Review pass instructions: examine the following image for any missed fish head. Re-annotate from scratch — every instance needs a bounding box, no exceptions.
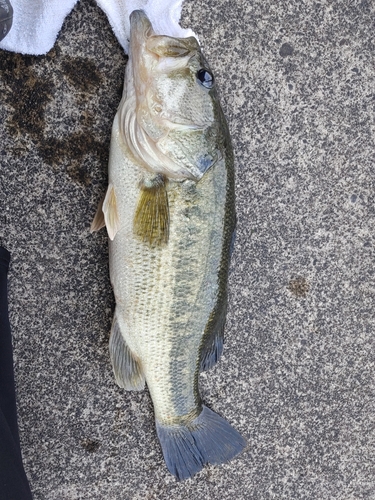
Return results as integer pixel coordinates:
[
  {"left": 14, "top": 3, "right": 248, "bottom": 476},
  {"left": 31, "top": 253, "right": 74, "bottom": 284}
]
[{"left": 120, "top": 10, "right": 230, "bottom": 181}]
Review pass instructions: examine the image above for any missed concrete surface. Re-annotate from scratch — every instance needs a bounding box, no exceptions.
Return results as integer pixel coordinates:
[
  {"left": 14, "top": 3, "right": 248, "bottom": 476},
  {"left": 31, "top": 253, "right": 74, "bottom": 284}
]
[{"left": 1, "top": 0, "right": 374, "bottom": 498}]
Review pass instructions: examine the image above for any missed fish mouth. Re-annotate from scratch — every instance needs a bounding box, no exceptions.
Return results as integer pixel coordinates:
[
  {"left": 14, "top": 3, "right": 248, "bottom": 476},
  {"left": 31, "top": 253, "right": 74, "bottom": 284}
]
[
  {"left": 129, "top": 10, "right": 154, "bottom": 52},
  {"left": 129, "top": 10, "right": 198, "bottom": 59},
  {"left": 128, "top": 10, "right": 156, "bottom": 86}
]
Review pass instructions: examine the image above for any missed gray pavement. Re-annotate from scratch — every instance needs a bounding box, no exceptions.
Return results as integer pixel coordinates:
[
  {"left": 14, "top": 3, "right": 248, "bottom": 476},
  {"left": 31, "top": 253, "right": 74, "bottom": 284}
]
[{"left": 1, "top": 0, "right": 374, "bottom": 498}]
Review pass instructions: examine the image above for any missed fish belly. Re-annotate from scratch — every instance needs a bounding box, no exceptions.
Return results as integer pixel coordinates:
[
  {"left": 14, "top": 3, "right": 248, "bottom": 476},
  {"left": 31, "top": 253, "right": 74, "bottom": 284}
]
[{"left": 108, "top": 115, "right": 227, "bottom": 425}]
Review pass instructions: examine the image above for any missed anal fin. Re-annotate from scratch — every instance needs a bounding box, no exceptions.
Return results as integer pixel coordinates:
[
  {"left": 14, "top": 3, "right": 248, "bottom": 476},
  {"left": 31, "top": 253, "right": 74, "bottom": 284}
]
[{"left": 109, "top": 313, "right": 145, "bottom": 391}]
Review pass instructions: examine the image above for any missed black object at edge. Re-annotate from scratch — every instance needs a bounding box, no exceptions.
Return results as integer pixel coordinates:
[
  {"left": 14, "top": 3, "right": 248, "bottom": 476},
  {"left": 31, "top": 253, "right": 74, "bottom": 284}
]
[{"left": 0, "top": 247, "right": 33, "bottom": 500}]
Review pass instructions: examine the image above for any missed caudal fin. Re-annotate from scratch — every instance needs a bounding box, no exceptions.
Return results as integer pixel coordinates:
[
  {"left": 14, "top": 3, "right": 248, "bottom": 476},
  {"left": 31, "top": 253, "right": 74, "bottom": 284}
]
[{"left": 156, "top": 405, "right": 246, "bottom": 480}]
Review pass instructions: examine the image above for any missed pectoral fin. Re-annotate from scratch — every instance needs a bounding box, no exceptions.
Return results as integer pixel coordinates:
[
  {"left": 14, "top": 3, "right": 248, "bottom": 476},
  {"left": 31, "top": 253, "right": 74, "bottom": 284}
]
[
  {"left": 102, "top": 184, "right": 120, "bottom": 241},
  {"left": 133, "top": 174, "right": 169, "bottom": 246}
]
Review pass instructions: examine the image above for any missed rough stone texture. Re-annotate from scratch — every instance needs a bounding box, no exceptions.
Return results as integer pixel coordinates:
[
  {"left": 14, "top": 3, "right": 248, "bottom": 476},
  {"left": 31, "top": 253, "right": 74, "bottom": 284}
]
[{"left": 0, "top": 0, "right": 374, "bottom": 498}]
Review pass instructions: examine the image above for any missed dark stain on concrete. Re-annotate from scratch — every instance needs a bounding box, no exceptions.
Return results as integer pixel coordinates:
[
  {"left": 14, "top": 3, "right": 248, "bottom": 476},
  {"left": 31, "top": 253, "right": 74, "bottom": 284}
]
[
  {"left": 288, "top": 276, "right": 309, "bottom": 298},
  {"left": 61, "top": 56, "right": 102, "bottom": 92},
  {"left": 279, "top": 42, "right": 294, "bottom": 57},
  {"left": 81, "top": 438, "right": 101, "bottom": 453},
  {"left": 0, "top": 52, "right": 55, "bottom": 137},
  {"left": 37, "top": 132, "right": 108, "bottom": 186},
  {"left": 0, "top": 49, "right": 110, "bottom": 187}
]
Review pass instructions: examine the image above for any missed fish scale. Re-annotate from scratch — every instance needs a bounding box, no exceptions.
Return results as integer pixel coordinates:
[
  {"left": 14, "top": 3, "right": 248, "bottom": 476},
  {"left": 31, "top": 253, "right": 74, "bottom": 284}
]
[{"left": 110, "top": 146, "right": 226, "bottom": 422}]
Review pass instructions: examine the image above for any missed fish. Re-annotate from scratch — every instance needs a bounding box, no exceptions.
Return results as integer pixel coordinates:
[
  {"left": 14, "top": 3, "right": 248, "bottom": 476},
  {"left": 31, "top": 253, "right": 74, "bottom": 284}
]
[{"left": 91, "top": 9, "right": 246, "bottom": 480}]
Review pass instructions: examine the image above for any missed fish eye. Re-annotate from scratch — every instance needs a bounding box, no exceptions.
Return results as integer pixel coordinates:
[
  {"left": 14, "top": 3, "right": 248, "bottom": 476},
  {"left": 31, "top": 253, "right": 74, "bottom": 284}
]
[{"left": 196, "top": 68, "right": 214, "bottom": 89}]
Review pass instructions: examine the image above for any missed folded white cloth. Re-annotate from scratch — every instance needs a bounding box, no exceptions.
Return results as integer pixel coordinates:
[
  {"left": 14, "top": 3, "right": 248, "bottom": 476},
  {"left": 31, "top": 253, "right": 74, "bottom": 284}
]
[
  {"left": 0, "top": 0, "right": 195, "bottom": 55},
  {"left": 97, "top": 0, "right": 195, "bottom": 52}
]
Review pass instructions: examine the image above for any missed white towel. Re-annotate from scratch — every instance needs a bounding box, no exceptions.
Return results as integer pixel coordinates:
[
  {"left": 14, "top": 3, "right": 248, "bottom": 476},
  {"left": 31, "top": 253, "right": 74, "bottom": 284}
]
[
  {"left": 97, "top": 0, "right": 195, "bottom": 52},
  {"left": 0, "top": 0, "right": 195, "bottom": 55}
]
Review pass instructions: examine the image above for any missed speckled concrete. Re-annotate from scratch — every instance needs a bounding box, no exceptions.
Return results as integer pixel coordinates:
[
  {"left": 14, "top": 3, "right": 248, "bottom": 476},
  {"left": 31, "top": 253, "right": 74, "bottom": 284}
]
[{"left": 1, "top": 0, "right": 374, "bottom": 498}]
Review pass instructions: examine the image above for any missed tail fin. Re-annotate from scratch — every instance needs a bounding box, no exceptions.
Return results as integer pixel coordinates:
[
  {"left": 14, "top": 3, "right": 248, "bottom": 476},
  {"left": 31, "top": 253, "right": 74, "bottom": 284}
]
[{"left": 156, "top": 405, "right": 246, "bottom": 480}]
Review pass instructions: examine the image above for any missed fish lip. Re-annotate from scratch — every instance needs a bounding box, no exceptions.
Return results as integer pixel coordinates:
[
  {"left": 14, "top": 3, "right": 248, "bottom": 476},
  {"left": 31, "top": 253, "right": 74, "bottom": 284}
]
[{"left": 129, "top": 10, "right": 154, "bottom": 49}]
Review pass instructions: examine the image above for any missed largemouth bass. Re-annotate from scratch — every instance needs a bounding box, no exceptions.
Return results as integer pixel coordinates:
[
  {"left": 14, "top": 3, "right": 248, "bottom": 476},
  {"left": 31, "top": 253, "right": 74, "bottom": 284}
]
[{"left": 91, "top": 10, "right": 245, "bottom": 480}]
